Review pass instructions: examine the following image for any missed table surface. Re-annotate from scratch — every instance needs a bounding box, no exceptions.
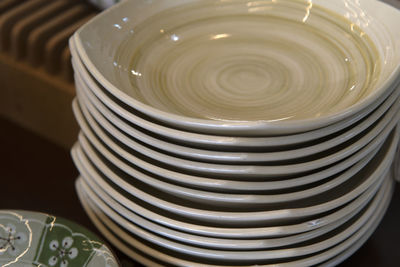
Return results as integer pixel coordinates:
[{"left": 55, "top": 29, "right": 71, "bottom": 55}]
[{"left": 1, "top": 117, "right": 400, "bottom": 267}]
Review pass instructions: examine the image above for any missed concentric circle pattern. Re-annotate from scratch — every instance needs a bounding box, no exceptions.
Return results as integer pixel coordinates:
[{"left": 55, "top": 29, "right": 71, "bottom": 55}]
[{"left": 114, "top": 0, "right": 380, "bottom": 122}]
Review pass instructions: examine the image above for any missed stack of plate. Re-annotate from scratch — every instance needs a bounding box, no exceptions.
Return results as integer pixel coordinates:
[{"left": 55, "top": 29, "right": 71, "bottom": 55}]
[{"left": 70, "top": 0, "right": 400, "bottom": 266}]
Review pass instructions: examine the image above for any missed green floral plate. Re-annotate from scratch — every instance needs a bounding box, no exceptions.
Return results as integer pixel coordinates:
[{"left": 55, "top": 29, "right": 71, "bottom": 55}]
[{"left": 0, "top": 210, "right": 119, "bottom": 267}]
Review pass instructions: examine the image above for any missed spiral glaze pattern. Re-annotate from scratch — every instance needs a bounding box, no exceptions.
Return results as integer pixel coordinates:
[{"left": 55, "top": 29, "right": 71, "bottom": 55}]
[{"left": 114, "top": 0, "right": 380, "bottom": 122}]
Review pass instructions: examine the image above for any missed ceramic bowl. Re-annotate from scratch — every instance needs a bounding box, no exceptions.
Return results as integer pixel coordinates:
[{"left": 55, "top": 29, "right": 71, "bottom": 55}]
[
  {"left": 72, "top": 146, "right": 389, "bottom": 250},
  {"left": 74, "top": 84, "right": 400, "bottom": 178},
  {"left": 75, "top": 175, "right": 394, "bottom": 266},
  {"left": 71, "top": 138, "right": 376, "bottom": 208},
  {"left": 73, "top": 96, "right": 396, "bottom": 192},
  {"left": 72, "top": 129, "right": 398, "bottom": 226},
  {"left": 73, "top": 90, "right": 399, "bottom": 182},
  {"left": 76, "top": 163, "right": 382, "bottom": 239},
  {"left": 73, "top": 64, "right": 400, "bottom": 164},
  {"left": 78, "top": 177, "right": 390, "bottom": 263},
  {"left": 73, "top": 136, "right": 390, "bottom": 238},
  {"left": 71, "top": 122, "right": 393, "bottom": 208},
  {"left": 72, "top": 45, "right": 400, "bottom": 177},
  {"left": 73, "top": 0, "right": 400, "bottom": 136},
  {"left": 76, "top": 165, "right": 372, "bottom": 251},
  {"left": 70, "top": 39, "right": 400, "bottom": 151}
]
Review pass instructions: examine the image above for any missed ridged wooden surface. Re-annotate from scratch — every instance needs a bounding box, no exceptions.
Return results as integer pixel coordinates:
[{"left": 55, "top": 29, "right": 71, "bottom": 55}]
[{"left": 0, "top": 0, "right": 97, "bottom": 148}]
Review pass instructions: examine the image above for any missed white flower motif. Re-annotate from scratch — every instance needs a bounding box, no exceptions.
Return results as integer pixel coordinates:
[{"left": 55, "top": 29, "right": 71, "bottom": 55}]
[
  {"left": 49, "top": 255, "right": 58, "bottom": 266},
  {"left": 48, "top": 236, "right": 79, "bottom": 267},
  {"left": 50, "top": 240, "right": 59, "bottom": 251},
  {"left": 0, "top": 223, "right": 27, "bottom": 256},
  {"left": 60, "top": 259, "right": 69, "bottom": 267}
]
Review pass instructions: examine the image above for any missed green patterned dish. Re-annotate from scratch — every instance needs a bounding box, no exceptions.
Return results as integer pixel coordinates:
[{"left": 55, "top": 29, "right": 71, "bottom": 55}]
[{"left": 0, "top": 210, "right": 119, "bottom": 267}]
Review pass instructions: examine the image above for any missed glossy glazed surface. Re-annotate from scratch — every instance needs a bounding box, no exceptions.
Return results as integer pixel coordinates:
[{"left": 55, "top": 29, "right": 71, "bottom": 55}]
[
  {"left": 77, "top": 178, "right": 390, "bottom": 262},
  {"left": 72, "top": 129, "right": 398, "bottom": 225},
  {"left": 2, "top": 117, "right": 400, "bottom": 267},
  {"left": 72, "top": 96, "right": 396, "bottom": 192},
  {"left": 0, "top": 210, "right": 119, "bottom": 267},
  {"left": 75, "top": 176, "right": 394, "bottom": 266},
  {"left": 70, "top": 113, "right": 396, "bottom": 207},
  {"left": 75, "top": 0, "right": 400, "bottom": 135},
  {"left": 73, "top": 62, "right": 400, "bottom": 163},
  {"left": 70, "top": 42, "right": 399, "bottom": 149},
  {"left": 73, "top": 88, "right": 400, "bottom": 179},
  {"left": 119, "top": 0, "right": 379, "bottom": 122}
]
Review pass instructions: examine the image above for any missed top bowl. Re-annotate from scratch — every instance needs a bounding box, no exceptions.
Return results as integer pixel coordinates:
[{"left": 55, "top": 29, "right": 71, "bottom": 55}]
[{"left": 75, "top": 0, "right": 400, "bottom": 136}]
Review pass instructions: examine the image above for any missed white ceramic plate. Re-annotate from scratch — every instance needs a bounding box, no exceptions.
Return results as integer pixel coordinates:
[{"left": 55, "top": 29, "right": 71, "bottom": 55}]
[
  {"left": 71, "top": 148, "right": 382, "bottom": 250},
  {"left": 73, "top": 93, "right": 399, "bottom": 199},
  {"left": 73, "top": 144, "right": 386, "bottom": 239},
  {"left": 79, "top": 176, "right": 388, "bottom": 260},
  {"left": 71, "top": 136, "right": 378, "bottom": 207},
  {"left": 72, "top": 113, "right": 395, "bottom": 208},
  {"left": 75, "top": 176, "right": 394, "bottom": 266},
  {"left": 74, "top": 86, "right": 400, "bottom": 178},
  {"left": 73, "top": 97, "right": 394, "bottom": 193},
  {"left": 73, "top": 67, "right": 400, "bottom": 164},
  {"left": 73, "top": 129, "right": 397, "bottom": 225},
  {"left": 70, "top": 38, "right": 400, "bottom": 149},
  {"left": 77, "top": 180, "right": 163, "bottom": 267},
  {"left": 74, "top": 0, "right": 400, "bottom": 135}
]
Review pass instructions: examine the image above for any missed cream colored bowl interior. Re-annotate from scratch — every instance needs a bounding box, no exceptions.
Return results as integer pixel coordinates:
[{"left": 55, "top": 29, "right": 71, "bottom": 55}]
[{"left": 76, "top": 0, "right": 400, "bottom": 135}]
